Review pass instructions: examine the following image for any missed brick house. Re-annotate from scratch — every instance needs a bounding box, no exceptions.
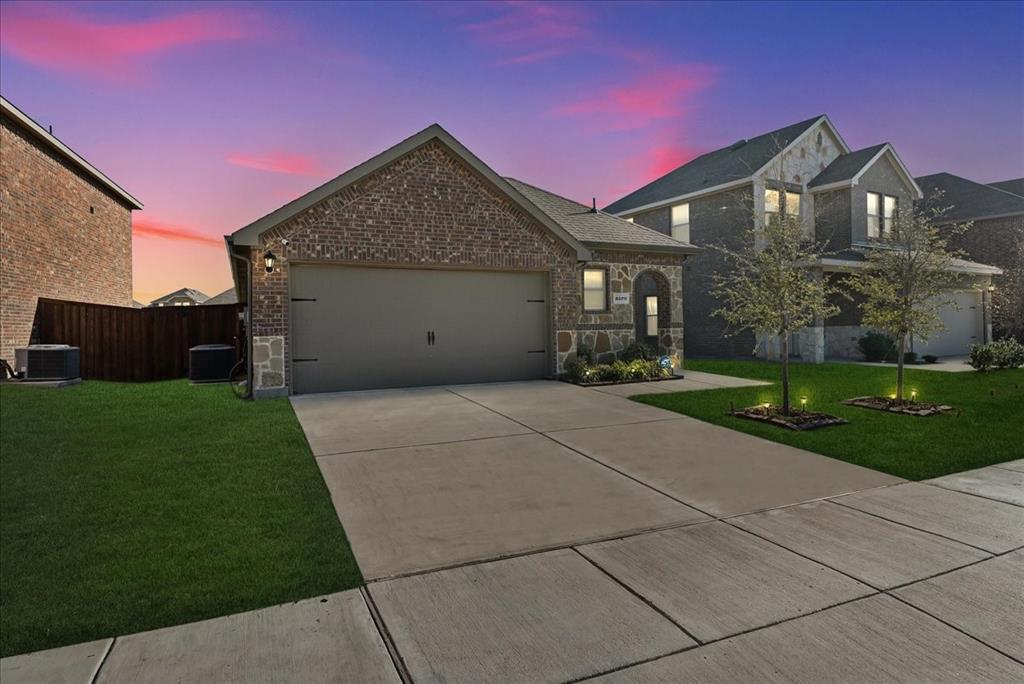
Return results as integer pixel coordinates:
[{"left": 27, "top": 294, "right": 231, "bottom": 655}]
[
  {"left": 916, "top": 173, "right": 1024, "bottom": 339},
  {"left": 605, "top": 116, "right": 1001, "bottom": 361},
  {"left": 226, "top": 124, "right": 695, "bottom": 396},
  {"left": 0, "top": 96, "right": 142, "bottom": 362},
  {"left": 148, "top": 288, "right": 209, "bottom": 307}
]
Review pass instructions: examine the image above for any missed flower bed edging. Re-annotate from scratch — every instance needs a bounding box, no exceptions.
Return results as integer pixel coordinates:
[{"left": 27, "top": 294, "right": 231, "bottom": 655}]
[
  {"left": 561, "top": 375, "right": 680, "bottom": 387},
  {"left": 841, "top": 396, "right": 954, "bottom": 417},
  {"left": 729, "top": 405, "right": 848, "bottom": 431}
]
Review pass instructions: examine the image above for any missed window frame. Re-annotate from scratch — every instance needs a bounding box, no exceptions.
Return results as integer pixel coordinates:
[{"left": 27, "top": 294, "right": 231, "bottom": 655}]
[
  {"left": 764, "top": 188, "right": 800, "bottom": 226},
  {"left": 670, "top": 203, "right": 690, "bottom": 243},
  {"left": 867, "top": 192, "right": 882, "bottom": 239},
  {"left": 645, "top": 295, "right": 659, "bottom": 337},
  {"left": 582, "top": 267, "right": 609, "bottom": 313}
]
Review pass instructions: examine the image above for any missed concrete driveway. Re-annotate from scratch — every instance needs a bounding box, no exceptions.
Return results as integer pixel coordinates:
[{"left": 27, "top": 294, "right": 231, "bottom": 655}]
[{"left": 7, "top": 379, "right": 1021, "bottom": 683}]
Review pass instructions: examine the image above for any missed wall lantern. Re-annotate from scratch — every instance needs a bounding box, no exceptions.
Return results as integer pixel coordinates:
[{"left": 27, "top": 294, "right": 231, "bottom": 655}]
[
  {"left": 264, "top": 251, "right": 277, "bottom": 273},
  {"left": 988, "top": 284, "right": 996, "bottom": 292}
]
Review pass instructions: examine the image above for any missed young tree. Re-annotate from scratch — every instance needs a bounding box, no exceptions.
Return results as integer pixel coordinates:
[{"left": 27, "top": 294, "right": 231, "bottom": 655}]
[
  {"left": 711, "top": 198, "right": 839, "bottom": 415},
  {"left": 845, "top": 198, "right": 967, "bottom": 401},
  {"left": 991, "top": 240, "right": 1024, "bottom": 342}
]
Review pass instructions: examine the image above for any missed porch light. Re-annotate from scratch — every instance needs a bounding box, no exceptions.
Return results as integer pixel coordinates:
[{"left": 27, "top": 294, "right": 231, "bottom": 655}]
[
  {"left": 988, "top": 284, "right": 996, "bottom": 292},
  {"left": 264, "top": 251, "right": 277, "bottom": 273}
]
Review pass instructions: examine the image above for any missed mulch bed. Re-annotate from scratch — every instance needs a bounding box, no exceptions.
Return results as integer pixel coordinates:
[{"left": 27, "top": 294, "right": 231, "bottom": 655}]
[
  {"left": 841, "top": 396, "right": 954, "bottom": 416},
  {"left": 563, "top": 375, "right": 680, "bottom": 387},
  {"left": 729, "top": 404, "right": 848, "bottom": 431}
]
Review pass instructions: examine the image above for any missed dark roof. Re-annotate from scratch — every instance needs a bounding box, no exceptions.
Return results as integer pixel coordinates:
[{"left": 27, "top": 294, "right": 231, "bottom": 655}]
[
  {"left": 604, "top": 115, "right": 825, "bottom": 214},
  {"left": 149, "top": 288, "right": 209, "bottom": 305},
  {"left": 916, "top": 172, "right": 1024, "bottom": 222},
  {"left": 203, "top": 288, "right": 238, "bottom": 305},
  {"left": 809, "top": 144, "right": 888, "bottom": 187},
  {"left": 505, "top": 178, "right": 696, "bottom": 254},
  {"left": 988, "top": 178, "right": 1024, "bottom": 197}
]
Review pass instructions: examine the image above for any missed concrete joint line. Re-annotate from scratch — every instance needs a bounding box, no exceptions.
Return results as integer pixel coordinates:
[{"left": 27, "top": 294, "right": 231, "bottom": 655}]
[
  {"left": 87, "top": 636, "right": 115, "bottom": 684},
  {"left": 920, "top": 480, "right": 1024, "bottom": 509},
  {"left": 360, "top": 586, "right": 413, "bottom": 684}
]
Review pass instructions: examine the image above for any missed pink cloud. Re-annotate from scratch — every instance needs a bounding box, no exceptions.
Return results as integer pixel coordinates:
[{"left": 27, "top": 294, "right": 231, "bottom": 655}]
[
  {"left": 225, "top": 152, "right": 325, "bottom": 177},
  {"left": 454, "top": 1, "right": 594, "bottom": 64},
  {"left": 133, "top": 218, "right": 222, "bottom": 248},
  {"left": 639, "top": 143, "right": 703, "bottom": 180},
  {"left": 556, "top": 66, "right": 717, "bottom": 132},
  {"left": 0, "top": 4, "right": 264, "bottom": 81}
]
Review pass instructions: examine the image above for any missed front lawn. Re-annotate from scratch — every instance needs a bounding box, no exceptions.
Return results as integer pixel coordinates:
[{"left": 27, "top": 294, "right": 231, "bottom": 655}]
[
  {"left": 636, "top": 360, "right": 1023, "bottom": 481},
  {"left": 0, "top": 380, "right": 361, "bottom": 657}
]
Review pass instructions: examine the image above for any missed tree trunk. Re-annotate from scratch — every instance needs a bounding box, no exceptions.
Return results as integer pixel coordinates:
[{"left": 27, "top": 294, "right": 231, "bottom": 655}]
[
  {"left": 781, "top": 332, "right": 791, "bottom": 415},
  {"left": 896, "top": 333, "right": 906, "bottom": 402}
]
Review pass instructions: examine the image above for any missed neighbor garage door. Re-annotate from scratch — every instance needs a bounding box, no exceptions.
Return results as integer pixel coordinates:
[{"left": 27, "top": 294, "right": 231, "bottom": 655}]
[
  {"left": 290, "top": 265, "right": 549, "bottom": 393},
  {"left": 913, "top": 291, "right": 984, "bottom": 358}
]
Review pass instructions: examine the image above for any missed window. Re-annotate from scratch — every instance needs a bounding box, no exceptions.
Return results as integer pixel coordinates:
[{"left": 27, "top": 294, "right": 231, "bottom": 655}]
[
  {"left": 883, "top": 195, "right": 897, "bottom": 234},
  {"left": 645, "top": 296, "right": 658, "bottom": 337},
  {"left": 582, "top": 268, "right": 606, "bottom": 311},
  {"left": 764, "top": 188, "right": 800, "bottom": 225},
  {"left": 671, "top": 203, "right": 690, "bottom": 242},
  {"left": 867, "top": 192, "right": 881, "bottom": 238}
]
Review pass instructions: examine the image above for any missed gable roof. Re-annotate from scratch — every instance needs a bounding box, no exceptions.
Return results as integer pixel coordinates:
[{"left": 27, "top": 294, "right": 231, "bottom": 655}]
[
  {"left": 149, "top": 288, "right": 209, "bottom": 305},
  {"left": 604, "top": 115, "right": 848, "bottom": 215},
  {"left": 988, "top": 178, "right": 1024, "bottom": 197},
  {"left": 203, "top": 288, "right": 239, "bottom": 305},
  {"left": 809, "top": 143, "right": 923, "bottom": 198},
  {"left": 505, "top": 178, "right": 697, "bottom": 254},
  {"left": 227, "top": 123, "right": 593, "bottom": 260},
  {"left": 916, "top": 172, "right": 1024, "bottom": 223},
  {"left": 0, "top": 96, "right": 142, "bottom": 210}
]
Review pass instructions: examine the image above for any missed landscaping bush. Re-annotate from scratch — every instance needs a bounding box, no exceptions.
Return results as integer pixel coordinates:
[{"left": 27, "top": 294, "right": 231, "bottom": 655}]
[
  {"left": 968, "top": 343, "right": 995, "bottom": 371},
  {"left": 857, "top": 332, "right": 896, "bottom": 362},
  {"left": 621, "top": 341, "right": 657, "bottom": 362},
  {"left": 968, "top": 339, "right": 1024, "bottom": 371},
  {"left": 923, "top": 355, "right": 938, "bottom": 364},
  {"left": 576, "top": 344, "right": 596, "bottom": 366},
  {"left": 990, "top": 338, "right": 1024, "bottom": 369},
  {"left": 590, "top": 364, "right": 617, "bottom": 381},
  {"left": 903, "top": 351, "right": 918, "bottom": 364},
  {"left": 565, "top": 358, "right": 590, "bottom": 383}
]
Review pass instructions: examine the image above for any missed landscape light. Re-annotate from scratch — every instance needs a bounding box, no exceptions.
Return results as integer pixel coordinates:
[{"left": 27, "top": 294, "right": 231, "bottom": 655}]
[
  {"left": 911, "top": 390, "right": 917, "bottom": 401},
  {"left": 889, "top": 393, "right": 897, "bottom": 400},
  {"left": 800, "top": 396, "right": 808, "bottom": 409},
  {"left": 264, "top": 251, "right": 277, "bottom": 273}
]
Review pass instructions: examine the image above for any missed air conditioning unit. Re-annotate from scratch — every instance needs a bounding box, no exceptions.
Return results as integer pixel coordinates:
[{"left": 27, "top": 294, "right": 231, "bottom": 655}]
[
  {"left": 14, "top": 345, "right": 81, "bottom": 380},
  {"left": 189, "top": 344, "right": 236, "bottom": 383}
]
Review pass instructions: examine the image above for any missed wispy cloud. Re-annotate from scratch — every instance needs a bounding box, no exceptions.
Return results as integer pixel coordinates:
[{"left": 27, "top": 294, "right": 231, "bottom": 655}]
[
  {"left": 453, "top": 0, "right": 594, "bottom": 65},
  {"left": 555, "top": 66, "right": 717, "bottom": 132},
  {"left": 225, "top": 151, "right": 325, "bottom": 176},
  {"left": 0, "top": 4, "right": 264, "bottom": 82},
  {"left": 133, "top": 218, "right": 222, "bottom": 247}
]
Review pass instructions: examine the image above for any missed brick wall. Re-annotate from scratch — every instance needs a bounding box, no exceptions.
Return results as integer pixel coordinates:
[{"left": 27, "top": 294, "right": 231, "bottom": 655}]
[{"left": 0, "top": 114, "right": 133, "bottom": 362}]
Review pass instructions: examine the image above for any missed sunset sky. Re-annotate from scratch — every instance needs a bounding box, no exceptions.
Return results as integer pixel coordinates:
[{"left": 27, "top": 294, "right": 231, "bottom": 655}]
[{"left": 2, "top": 0, "right": 1022, "bottom": 303}]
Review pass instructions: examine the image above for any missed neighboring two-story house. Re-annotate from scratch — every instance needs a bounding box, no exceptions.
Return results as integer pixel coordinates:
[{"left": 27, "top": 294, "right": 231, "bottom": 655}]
[
  {"left": 605, "top": 115, "right": 1001, "bottom": 361},
  {"left": 147, "top": 288, "right": 209, "bottom": 307},
  {"left": 0, "top": 96, "right": 142, "bottom": 363},
  {"left": 916, "top": 173, "right": 1024, "bottom": 340}
]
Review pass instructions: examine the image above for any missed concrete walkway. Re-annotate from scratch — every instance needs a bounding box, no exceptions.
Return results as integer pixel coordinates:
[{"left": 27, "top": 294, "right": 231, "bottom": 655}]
[{"left": 4, "top": 376, "right": 1021, "bottom": 683}]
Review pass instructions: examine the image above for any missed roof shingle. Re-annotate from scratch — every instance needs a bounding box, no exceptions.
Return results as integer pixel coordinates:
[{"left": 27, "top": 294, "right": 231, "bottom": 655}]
[
  {"left": 916, "top": 172, "right": 1024, "bottom": 222},
  {"left": 809, "top": 144, "right": 888, "bottom": 187}
]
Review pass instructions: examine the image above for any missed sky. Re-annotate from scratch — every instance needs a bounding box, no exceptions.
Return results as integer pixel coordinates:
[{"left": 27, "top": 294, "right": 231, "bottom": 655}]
[{"left": 2, "top": 0, "right": 1022, "bottom": 304}]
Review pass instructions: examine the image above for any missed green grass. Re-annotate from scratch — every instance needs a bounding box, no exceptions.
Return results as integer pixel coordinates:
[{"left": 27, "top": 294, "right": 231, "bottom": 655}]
[
  {"left": 635, "top": 359, "right": 1024, "bottom": 481},
  {"left": 0, "top": 380, "right": 361, "bottom": 657}
]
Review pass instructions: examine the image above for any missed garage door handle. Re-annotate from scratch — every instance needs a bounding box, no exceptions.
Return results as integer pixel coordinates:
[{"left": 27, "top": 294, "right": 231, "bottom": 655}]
[
  {"left": 291, "top": 298, "right": 317, "bottom": 302},
  {"left": 427, "top": 331, "right": 435, "bottom": 346},
  {"left": 293, "top": 358, "right": 318, "bottom": 362},
  {"left": 527, "top": 349, "right": 546, "bottom": 354}
]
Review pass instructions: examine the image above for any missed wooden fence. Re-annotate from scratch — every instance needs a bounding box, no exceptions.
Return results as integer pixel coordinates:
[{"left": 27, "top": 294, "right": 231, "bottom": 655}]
[{"left": 32, "top": 298, "right": 243, "bottom": 381}]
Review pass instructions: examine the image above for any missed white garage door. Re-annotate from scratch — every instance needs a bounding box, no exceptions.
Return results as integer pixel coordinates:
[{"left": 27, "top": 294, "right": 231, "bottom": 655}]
[
  {"left": 290, "top": 265, "right": 550, "bottom": 394},
  {"left": 913, "top": 291, "right": 983, "bottom": 357}
]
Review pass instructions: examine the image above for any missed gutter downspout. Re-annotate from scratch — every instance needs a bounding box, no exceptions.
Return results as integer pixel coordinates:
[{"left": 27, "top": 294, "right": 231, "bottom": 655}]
[{"left": 227, "top": 240, "right": 254, "bottom": 399}]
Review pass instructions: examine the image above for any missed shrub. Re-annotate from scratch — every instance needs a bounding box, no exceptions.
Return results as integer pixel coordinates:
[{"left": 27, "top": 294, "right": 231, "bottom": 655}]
[
  {"left": 990, "top": 338, "right": 1024, "bottom": 369},
  {"left": 904, "top": 351, "right": 918, "bottom": 364},
  {"left": 857, "top": 332, "right": 896, "bottom": 362},
  {"left": 621, "top": 341, "right": 657, "bottom": 362},
  {"left": 576, "top": 344, "right": 596, "bottom": 366},
  {"left": 922, "top": 355, "right": 938, "bottom": 364},
  {"left": 968, "top": 343, "right": 995, "bottom": 371},
  {"left": 590, "top": 364, "right": 617, "bottom": 381},
  {"left": 565, "top": 358, "right": 590, "bottom": 383}
]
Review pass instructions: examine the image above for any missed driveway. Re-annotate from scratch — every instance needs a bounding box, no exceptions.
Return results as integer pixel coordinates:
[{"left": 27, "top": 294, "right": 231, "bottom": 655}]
[{"left": 6, "top": 378, "right": 1022, "bottom": 683}]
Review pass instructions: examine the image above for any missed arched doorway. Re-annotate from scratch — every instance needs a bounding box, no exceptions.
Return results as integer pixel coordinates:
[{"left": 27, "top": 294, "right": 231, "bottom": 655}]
[{"left": 633, "top": 270, "right": 670, "bottom": 352}]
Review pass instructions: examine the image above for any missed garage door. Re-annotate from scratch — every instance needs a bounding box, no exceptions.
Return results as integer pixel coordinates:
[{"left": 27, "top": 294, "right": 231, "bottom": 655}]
[
  {"left": 913, "top": 291, "right": 983, "bottom": 357},
  {"left": 290, "top": 265, "right": 549, "bottom": 393}
]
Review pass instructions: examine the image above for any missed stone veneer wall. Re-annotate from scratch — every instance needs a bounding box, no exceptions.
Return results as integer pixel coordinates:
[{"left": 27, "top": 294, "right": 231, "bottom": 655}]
[
  {"left": 555, "top": 250, "right": 685, "bottom": 371},
  {"left": 251, "top": 335, "right": 286, "bottom": 396}
]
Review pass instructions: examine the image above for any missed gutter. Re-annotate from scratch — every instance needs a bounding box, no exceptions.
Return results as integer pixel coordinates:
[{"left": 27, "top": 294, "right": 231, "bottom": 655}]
[{"left": 225, "top": 237, "right": 253, "bottom": 399}]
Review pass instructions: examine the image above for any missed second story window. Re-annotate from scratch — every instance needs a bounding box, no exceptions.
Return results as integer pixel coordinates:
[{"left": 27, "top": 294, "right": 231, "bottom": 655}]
[
  {"left": 582, "top": 268, "right": 607, "bottom": 312},
  {"left": 884, "top": 195, "right": 897, "bottom": 234},
  {"left": 765, "top": 189, "right": 800, "bottom": 226},
  {"left": 671, "top": 203, "right": 690, "bottom": 242}
]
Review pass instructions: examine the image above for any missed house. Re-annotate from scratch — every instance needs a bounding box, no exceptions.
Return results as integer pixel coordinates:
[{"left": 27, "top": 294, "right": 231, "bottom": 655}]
[
  {"left": 148, "top": 288, "right": 209, "bottom": 307},
  {"left": 915, "top": 173, "right": 1024, "bottom": 339},
  {"left": 202, "top": 288, "right": 239, "bottom": 305},
  {"left": 0, "top": 96, "right": 142, "bottom": 362},
  {"left": 605, "top": 115, "right": 1001, "bottom": 361},
  {"left": 226, "top": 124, "right": 695, "bottom": 397}
]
